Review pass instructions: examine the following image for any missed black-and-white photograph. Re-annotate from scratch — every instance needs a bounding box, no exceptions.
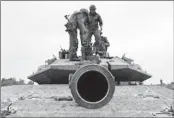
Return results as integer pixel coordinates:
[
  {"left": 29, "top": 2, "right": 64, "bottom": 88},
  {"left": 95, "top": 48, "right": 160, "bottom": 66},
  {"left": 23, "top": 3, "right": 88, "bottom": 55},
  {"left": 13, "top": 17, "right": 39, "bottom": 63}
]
[{"left": 1, "top": 1, "right": 174, "bottom": 117}]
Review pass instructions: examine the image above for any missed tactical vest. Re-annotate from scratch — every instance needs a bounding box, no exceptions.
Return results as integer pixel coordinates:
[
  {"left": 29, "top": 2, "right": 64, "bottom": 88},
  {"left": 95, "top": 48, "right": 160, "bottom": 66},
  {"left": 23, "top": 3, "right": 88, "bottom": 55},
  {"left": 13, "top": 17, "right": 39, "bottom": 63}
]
[{"left": 88, "top": 13, "right": 103, "bottom": 31}]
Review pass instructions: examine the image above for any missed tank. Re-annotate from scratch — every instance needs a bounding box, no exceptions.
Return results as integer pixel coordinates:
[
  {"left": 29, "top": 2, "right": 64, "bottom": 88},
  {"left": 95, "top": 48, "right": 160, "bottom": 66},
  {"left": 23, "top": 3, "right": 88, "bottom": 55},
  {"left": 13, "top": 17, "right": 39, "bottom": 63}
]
[
  {"left": 28, "top": 51, "right": 151, "bottom": 85},
  {"left": 27, "top": 50, "right": 151, "bottom": 109},
  {"left": 28, "top": 8, "right": 152, "bottom": 109}
]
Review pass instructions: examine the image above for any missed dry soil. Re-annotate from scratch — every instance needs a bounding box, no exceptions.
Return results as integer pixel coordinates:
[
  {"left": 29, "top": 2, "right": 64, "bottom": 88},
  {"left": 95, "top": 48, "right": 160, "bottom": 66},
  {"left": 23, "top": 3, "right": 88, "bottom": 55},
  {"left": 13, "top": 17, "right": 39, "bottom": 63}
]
[{"left": 1, "top": 85, "right": 174, "bottom": 117}]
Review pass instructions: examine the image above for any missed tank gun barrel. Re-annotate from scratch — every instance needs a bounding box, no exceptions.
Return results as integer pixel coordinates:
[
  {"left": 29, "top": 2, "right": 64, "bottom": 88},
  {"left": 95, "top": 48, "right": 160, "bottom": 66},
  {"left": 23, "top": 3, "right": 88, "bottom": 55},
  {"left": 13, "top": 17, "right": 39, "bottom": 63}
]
[{"left": 69, "top": 64, "right": 115, "bottom": 109}]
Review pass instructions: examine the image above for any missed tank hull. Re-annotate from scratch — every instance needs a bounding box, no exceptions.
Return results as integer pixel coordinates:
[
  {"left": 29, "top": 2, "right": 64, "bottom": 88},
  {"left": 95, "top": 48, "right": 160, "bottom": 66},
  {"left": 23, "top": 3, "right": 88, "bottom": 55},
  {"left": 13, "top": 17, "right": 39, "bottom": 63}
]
[{"left": 28, "top": 57, "right": 152, "bottom": 84}]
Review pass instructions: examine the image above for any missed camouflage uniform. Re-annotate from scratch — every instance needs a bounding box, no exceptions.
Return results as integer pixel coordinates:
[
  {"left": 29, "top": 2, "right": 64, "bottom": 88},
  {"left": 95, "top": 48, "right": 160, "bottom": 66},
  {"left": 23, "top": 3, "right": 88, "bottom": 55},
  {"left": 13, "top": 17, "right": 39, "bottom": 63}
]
[
  {"left": 93, "top": 36, "right": 110, "bottom": 57},
  {"left": 93, "top": 42, "right": 105, "bottom": 57},
  {"left": 87, "top": 5, "right": 103, "bottom": 44},
  {"left": 101, "top": 36, "right": 110, "bottom": 51},
  {"left": 65, "top": 19, "right": 78, "bottom": 60},
  {"left": 69, "top": 30, "right": 78, "bottom": 60}
]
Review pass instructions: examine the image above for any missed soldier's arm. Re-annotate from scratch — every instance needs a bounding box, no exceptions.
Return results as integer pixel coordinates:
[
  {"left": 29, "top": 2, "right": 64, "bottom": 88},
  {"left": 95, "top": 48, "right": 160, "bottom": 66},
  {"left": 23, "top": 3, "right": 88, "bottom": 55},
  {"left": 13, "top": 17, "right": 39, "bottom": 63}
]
[
  {"left": 86, "top": 14, "right": 90, "bottom": 25},
  {"left": 98, "top": 15, "right": 103, "bottom": 30}
]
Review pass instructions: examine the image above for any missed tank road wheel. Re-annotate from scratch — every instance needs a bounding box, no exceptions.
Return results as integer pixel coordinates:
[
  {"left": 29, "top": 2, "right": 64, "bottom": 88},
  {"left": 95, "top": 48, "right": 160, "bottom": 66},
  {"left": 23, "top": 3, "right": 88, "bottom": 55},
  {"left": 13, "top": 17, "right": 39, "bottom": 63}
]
[{"left": 69, "top": 64, "right": 115, "bottom": 109}]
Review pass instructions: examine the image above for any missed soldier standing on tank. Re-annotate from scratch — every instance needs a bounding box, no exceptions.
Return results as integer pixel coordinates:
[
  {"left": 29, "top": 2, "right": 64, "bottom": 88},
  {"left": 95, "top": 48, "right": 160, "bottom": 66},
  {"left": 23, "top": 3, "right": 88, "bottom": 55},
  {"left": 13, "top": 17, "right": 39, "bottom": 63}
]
[
  {"left": 100, "top": 33, "right": 110, "bottom": 51},
  {"left": 64, "top": 15, "right": 79, "bottom": 61},
  {"left": 93, "top": 32, "right": 110, "bottom": 57},
  {"left": 87, "top": 5, "right": 103, "bottom": 45}
]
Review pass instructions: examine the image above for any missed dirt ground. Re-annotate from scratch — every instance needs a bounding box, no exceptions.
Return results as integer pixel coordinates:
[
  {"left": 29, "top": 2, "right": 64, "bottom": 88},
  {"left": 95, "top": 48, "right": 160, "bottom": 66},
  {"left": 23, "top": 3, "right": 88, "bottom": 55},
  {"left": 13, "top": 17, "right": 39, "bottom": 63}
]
[{"left": 1, "top": 85, "right": 174, "bottom": 117}]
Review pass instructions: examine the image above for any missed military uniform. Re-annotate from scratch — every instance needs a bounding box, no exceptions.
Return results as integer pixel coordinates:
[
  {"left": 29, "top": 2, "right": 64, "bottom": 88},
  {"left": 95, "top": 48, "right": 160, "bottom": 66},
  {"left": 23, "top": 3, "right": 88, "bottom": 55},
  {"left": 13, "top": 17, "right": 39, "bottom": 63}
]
[
  {"left": 65, "top": 16, "right": 79, "bottom": 61},
  {"left": 93, "top": 35, "right": 110, "bottom": 58},
  {"left": 101, "top": 36, "right": 110, "bottom": 51},
  {"left": 87, "top": 12, "right": 103, "bottom": 43},
  {"left": 93, "top": 40, "right": 106, "bottom": 57},
  {"left": 69, "top": 30, "right": 78, "bottom": 60},
  {"left": 86, "top": 5, "right": 103, "bottom": 44}
]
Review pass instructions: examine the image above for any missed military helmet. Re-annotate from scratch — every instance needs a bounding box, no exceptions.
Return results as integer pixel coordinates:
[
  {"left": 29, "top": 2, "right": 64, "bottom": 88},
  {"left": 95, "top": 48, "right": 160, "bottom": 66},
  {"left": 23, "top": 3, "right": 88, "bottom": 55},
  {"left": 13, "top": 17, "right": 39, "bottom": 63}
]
[
  {"left": 80, "top": 8, "right": 89, "bottom": 15},
  {"left": 89, "top": 5, "right": 96, "bottom": 10}
]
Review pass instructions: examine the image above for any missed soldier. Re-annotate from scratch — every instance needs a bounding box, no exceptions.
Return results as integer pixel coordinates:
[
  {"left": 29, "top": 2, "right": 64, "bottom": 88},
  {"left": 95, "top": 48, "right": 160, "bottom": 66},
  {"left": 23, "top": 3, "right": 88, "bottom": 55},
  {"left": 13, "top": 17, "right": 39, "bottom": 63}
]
[
  {"left": 93, "top": 33, "right": 110, "bottom": 58},
  {"left": 93, "top": 40, "right": 106, "bottom": 58},
  {"left": 160, "top": 79, "right": 163, "bottom": 86},
  {"left": 64, "top": 15, "right": 79, "bottom": 61},
  {"left": 100, "top": 33, "right": 110, "bottom": 51},
  {"left": 87, "top": 5, "right": 103, "bottom": 44}
]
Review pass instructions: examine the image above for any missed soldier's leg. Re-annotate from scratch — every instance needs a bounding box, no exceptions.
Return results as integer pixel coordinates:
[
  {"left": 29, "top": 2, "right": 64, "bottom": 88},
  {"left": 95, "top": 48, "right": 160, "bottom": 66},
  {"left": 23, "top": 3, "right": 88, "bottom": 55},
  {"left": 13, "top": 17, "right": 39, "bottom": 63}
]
[
  {"left": 82, "top": 30, "right": 92, "bottom": 46},
  {"left": 93, "top": 29, "right": 102, "bottom": 43},
  {"left": 88, "top": 31, "right": 93, "bottom": 44},
  {"left": 101, "top": 43, "right": 106, "bottom": 57},
  {"left": 69, "top": 31, "right": 78, "bottom": 60},
  {"left": 94, "top": 30, "right": 107, "bottom": 57},
  {"left": 81, "top": 31, "right": 93, "bottom": 60}
]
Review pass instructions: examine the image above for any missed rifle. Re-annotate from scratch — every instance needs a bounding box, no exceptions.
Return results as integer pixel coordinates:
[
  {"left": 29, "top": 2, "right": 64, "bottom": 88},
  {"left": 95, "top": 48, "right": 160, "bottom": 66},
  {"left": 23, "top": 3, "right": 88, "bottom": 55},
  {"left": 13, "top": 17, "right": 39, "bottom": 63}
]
[{"left": 64, "top": 15, "right": 70, "bottom": 22}]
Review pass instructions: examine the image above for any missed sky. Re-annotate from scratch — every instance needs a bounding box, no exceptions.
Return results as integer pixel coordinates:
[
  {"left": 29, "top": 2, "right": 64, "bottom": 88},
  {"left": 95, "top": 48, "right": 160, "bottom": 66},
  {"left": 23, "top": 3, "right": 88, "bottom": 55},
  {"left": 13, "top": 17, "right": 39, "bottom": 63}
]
[{"left": 1, "top": 1, "right": 173, "bottom": 84}]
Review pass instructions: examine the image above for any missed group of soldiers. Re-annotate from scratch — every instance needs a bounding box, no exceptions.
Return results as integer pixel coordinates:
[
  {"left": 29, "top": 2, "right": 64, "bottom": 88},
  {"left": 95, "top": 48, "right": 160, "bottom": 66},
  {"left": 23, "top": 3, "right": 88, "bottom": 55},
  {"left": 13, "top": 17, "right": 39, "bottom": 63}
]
[{"left": 66, "top": 5, "right": 110, "bottom": 61}]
